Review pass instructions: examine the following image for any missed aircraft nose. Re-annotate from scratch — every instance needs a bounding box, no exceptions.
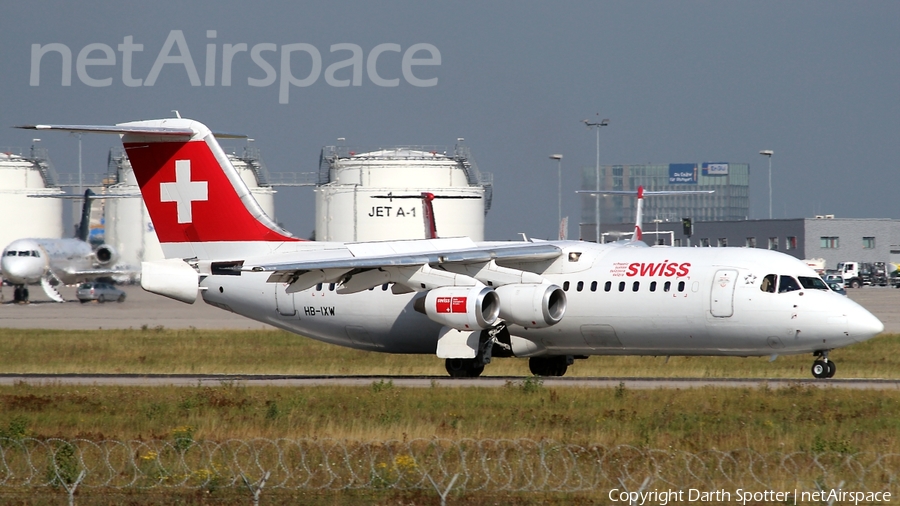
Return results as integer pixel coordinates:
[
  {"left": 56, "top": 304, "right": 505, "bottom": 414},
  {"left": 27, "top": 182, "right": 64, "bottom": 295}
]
[
  {"left": 0, "top": 257, "right": 40, "bottom": 283},
  {"left": 847, "top": 305, "right": 884, "bottom": 343}
]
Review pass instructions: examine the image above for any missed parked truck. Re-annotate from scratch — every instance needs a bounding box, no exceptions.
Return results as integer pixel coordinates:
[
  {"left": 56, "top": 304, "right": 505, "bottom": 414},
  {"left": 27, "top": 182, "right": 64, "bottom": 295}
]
[{"left": 836, "top": 261, "right": 888, "bottom": 288}]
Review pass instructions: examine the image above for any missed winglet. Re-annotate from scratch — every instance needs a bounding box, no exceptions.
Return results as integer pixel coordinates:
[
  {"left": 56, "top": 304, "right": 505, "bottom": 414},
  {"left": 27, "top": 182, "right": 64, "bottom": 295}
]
[
  {"left": 421, "top": 192, "right": 438, "bottom": 239},
  {"left": 633, "top": 185, "right": 644, "bottom": 242}
]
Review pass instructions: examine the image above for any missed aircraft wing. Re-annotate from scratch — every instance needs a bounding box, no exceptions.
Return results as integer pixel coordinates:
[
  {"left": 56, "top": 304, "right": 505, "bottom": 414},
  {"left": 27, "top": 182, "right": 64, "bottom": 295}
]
[{"left": 242, "top": 238, "right": 564, "bottom": 294}]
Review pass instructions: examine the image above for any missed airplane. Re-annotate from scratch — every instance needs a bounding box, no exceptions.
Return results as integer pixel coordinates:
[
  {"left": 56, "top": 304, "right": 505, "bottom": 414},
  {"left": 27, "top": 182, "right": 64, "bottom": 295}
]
[
  {"left": 18, "top": 117, "right": 883, "bottom": 378},
  {"left": 1, "top": 190, "right": 123, "bottom": 303}
]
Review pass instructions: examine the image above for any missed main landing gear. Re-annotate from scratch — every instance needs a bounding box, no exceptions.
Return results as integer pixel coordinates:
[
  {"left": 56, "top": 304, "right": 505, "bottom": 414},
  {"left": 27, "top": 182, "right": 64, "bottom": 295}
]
[
  {"left": 445, "top": 358, "right": 485, "bottom": 378},
  {"left": 811, "top": 350, "right": 836, "bottom": 379},
  {"left": 444, "top": 324, "right": 512, "bottom": 378},
  {"left": 529, "top": 356, "right": 573, "bottom": 377}
]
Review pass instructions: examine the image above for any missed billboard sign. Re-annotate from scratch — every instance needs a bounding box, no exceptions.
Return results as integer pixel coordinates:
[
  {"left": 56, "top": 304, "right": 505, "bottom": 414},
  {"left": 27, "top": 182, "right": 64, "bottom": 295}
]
[
  {"left": 703, "top": 162, "right": 729, "bottom": 175},
  {"left": 668, "top": 164, "right": 697, "bottom": 184}
]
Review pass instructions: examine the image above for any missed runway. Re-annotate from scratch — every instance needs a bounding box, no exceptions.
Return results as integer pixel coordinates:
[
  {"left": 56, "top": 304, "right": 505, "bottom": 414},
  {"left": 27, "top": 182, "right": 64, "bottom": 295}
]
[{"left": 3, "top": 373, "right": 900, "bottom": 390}]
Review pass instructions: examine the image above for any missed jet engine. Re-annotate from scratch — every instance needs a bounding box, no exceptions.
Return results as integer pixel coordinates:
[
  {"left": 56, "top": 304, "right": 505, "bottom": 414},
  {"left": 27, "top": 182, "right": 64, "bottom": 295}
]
[
  {"left": 416, "top": 285, "right": 500, "bottom": 331},
  {"left": 94, "top": 244, "right": 118, "bottom": 266},
  {"left": 494, "top": 283, "right": 566, "bottom": 328}
]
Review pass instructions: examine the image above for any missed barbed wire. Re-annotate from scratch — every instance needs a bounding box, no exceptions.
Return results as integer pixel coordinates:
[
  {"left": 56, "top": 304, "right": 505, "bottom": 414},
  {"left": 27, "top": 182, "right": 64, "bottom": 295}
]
[{"left": 1, "top": 437, "right": 898, "bottom": 495}]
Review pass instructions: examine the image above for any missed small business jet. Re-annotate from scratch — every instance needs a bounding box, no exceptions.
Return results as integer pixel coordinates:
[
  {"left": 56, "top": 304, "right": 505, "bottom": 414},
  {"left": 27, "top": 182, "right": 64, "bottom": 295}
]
[
  {"left": 19, "top": 118, "right": 883, "bottom": 378},
  {"left": 1, "top": 190, "right": 122, "bottom": 303}
]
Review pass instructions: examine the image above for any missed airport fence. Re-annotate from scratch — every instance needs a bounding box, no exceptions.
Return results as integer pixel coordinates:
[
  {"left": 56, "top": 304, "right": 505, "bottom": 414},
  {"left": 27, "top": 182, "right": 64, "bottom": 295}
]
[{"left": 1, "top": 437, "right": 899, "bottom": 503}]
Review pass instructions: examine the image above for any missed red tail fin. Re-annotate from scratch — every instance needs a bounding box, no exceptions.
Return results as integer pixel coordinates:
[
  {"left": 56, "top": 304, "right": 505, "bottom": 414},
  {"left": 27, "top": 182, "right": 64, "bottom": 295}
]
[
  {"left": 16, "top": 118, "right": 300, "bottom": 260},
  {"left": 119, "top": 119, "right": 299, "bottom": 258}
]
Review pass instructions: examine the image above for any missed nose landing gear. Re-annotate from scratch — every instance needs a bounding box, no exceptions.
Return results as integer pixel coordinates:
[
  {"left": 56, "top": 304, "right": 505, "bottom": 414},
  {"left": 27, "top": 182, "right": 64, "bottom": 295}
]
[{"left": 811, "top": 350, "right": 836, "bottom": 379}]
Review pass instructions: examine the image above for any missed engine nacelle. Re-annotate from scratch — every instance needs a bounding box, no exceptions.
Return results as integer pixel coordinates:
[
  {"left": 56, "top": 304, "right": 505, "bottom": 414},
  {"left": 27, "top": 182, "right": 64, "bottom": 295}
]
[
  {"left": 417, "top": 285, "right": 500, "bottom": 331},
  {"left": 494, "top": 283, "right": 566, "bottom": 328},
  {"left": 94, "top": 244, "right": 118, "bottom": 266}
]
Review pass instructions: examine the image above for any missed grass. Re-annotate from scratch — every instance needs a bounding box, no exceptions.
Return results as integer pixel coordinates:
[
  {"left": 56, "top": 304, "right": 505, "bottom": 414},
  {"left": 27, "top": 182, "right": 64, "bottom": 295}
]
[
  {"left": 1, "top": 327, "right": 899, "bottom": 378},
  {"left": 2, "top": 328, "right": 900, "bottom": 503},
  {"left": 2, "top": 381, "right": 899, "bottom": 453}
]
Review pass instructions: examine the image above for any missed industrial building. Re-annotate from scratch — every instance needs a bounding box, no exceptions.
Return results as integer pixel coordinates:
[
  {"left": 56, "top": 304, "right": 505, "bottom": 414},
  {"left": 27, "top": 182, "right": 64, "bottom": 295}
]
[{"left": 579, "top": 162, "right": 749, "bottom": 241}]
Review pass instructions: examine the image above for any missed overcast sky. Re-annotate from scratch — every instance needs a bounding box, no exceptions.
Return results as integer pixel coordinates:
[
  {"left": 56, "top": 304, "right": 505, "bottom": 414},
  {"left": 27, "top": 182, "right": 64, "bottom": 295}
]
[{"left": 3, "top": 1, "right": 898, "bottom": 240}]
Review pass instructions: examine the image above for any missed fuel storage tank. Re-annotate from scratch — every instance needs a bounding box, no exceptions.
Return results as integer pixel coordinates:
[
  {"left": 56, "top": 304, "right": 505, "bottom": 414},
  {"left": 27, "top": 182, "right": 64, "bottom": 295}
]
[
  {"left": 315, "top": 142, "right": 492, "bottom": 242},
  {"left": 0, "top": 147, "right": 63, "bottom": 248}
]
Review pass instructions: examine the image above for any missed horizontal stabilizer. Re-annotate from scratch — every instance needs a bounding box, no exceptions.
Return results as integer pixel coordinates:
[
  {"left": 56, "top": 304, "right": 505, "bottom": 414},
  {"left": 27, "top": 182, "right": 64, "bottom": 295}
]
[
  {"left": 16, "top": 124, "right": 195, "bottom": 136},
  {"left": 15, "top": 123, "right": 245, "bottom": 139}
]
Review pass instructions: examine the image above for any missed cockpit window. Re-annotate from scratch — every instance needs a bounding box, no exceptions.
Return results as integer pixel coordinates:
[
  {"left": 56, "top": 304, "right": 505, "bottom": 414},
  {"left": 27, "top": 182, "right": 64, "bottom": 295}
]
[
  {"left": 17, "top": 251, "right": 31, "bottom": 257},
  {"left": 760, "top": 274, "right": 777, "bottom": 293},
  {"left": 799, "top": 276, "right": 829, "bottom": 291},
  {"left": 4, "top": 251, "right": 14, "bottom": 256},
  {"left": 778, "top": 276, "right": 802, "bottom": 293}
]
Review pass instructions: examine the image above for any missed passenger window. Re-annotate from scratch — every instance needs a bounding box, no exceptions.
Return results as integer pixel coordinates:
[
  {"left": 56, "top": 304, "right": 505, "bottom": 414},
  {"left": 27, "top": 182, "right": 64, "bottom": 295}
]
[
  {"left": 382, "top": 283, "right": 389, "bottom": 291},
  {"left": 650, "top": 281, "right": 657, "bottom": 292},
  {"left": 618, "top": 281, "right": 626, "bottom": 292},
  {"left": 604, "top": 281, "right": 612, "bottom": 292},
  {"left": 315, "top": 283, "right": 323, "bottom": 291},
  {"left": 778, "top": 276, "right": 801, "bottom": 293},
  {"left": 577, "top": 281, "right": 584, "bottom": 292},
  {"left": 632, "top": 281, "right": 640, "bottom": 292},
  {"left": 329, "top": 283, "right": 336, "bottom": 291},
  {"left": 664, "top": 281, "right": 671, "bottom": 292},
  {"left": 760, "top": 274, "right": 776, "bottom": 293},
  {"left": 563, "top": 281, "right": 570, "bottom": 291},
  {"left": 678, "top": 281, "right": 685, "bottom": 292},
  {"left": 590, "top": 281, "right": 597, "bottom": 292}
]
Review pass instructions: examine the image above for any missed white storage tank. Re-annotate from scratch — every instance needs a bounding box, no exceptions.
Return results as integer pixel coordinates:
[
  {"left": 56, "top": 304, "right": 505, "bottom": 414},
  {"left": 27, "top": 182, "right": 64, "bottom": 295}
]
[
  {"left": 315, "top": 143, "right": 492, "bottom": 242},
  {"left": 225, "top": 146, "right": 277, "bottom": 221},
  {"left": 0, "top": 148, "right": 63, "bottom": 249}
]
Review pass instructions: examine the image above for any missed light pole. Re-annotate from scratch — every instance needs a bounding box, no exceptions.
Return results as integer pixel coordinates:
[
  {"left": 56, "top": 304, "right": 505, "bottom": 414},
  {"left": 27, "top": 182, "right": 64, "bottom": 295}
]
[
  {"left": 550, "top": 154, "right": 563, "bottom": 239},
  {"left": 759, "top": 150, "right": 773, "bottom": 219},
  {"left": 584, "top": 117, "right": 609, "bottom": 242}
]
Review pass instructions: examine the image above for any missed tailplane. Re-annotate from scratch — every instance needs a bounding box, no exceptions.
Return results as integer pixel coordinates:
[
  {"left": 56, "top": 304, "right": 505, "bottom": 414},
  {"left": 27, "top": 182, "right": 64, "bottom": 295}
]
[{"left": 18, "top": 119, "right": 300, "bottom": 259}]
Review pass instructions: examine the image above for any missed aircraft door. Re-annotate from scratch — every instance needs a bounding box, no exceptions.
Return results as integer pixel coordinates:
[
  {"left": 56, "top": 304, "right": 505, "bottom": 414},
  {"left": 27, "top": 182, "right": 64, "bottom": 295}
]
[
  {"left": 275, "top": 283, "right": 297, "bottom": 316},
  {"left": 709, "top": 269, "right": 738, "bottom": 317}
]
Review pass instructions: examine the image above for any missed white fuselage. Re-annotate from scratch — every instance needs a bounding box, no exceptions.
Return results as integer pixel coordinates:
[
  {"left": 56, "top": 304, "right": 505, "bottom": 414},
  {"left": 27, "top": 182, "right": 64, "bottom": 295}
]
[{"left": 199, "top": 240, "right": 882, "bottom": 358}]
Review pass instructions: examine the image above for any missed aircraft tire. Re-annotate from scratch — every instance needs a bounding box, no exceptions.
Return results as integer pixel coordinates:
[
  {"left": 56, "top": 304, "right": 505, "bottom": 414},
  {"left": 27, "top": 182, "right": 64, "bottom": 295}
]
[
  {"left": 826, "top": 360, "right": 836, "bottom": 378},
  {"left": 529, "top": 357, "right": 568, "bottom": 377},
  {"left": 445, "top": 358, "right": 484, "bottom": 378},
  {"left": 811, "top": 360, "right": 829, "bottom": 379}
]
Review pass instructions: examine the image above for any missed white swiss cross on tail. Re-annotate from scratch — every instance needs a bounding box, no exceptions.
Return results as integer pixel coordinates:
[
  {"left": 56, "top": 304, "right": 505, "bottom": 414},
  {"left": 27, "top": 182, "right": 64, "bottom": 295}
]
[{"left": 160, "top": 160, "right": 208, "bottom": 224}]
